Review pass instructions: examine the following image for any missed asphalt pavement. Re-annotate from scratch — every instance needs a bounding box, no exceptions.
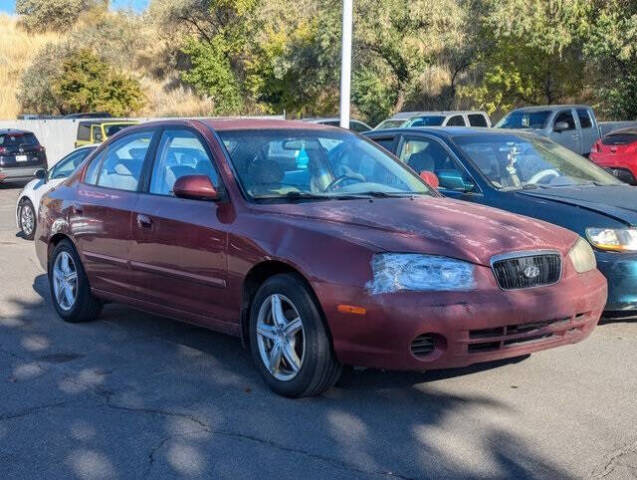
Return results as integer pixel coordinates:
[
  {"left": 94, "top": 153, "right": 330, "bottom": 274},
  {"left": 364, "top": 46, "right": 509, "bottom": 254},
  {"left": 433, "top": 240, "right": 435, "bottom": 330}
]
[{"left": 0, "top": 182, "right": 636, "bottom": 479}]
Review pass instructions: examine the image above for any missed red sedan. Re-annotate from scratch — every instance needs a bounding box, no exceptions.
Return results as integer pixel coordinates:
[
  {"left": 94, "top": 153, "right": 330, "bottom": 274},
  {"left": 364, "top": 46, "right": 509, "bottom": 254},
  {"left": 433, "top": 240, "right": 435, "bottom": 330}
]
[
  {"left": 36, "top": 119, "right": 607, "bottom": 397},
  {"left": 590, "top": 128, "right": 637, "bottom": 184}
]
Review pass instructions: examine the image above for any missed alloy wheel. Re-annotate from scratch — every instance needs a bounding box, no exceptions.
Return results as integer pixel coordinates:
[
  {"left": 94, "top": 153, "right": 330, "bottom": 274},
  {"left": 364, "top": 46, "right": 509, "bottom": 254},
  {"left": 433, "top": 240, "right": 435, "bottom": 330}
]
[
  {"left": 52, "top": 251, "right": 78, "bottom": 311},
  {"left": 256, "top": 294, "right": 305, "bottom": 381},
  {"left": 20, "top": 203, "right": 35, "bottom": 237}
]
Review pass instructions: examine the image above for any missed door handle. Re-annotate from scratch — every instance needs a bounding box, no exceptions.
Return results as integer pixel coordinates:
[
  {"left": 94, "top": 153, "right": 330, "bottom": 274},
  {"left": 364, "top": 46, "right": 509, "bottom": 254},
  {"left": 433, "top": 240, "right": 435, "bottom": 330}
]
[{"left": 136, "top": 214, "right": 153, "bottom": 229}]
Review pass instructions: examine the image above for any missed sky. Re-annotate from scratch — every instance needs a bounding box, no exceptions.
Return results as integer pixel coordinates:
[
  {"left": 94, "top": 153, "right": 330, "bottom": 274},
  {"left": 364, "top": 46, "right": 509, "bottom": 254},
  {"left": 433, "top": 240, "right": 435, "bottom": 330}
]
[{"left": 0, "top": 0, "right": 149, "bottom": 14}]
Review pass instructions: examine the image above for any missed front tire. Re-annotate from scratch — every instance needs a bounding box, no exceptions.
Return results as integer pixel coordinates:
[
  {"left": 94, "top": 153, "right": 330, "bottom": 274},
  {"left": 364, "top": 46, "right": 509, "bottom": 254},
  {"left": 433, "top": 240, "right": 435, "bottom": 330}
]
[
  {"left": 18, "top": 199, "right": 36, "bottom": 240},
  {"left": 48, "top": 240, "right": 102, "bottom": 323},
  {"left": 249, "top": 274, "right": 342, "bottom": 397}
]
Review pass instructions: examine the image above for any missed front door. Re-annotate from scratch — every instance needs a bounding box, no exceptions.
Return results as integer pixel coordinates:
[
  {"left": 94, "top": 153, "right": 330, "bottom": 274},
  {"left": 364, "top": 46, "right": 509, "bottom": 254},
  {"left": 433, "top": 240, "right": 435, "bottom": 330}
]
[
  {"left": 129, "top": 127, "right": 232, "bottom": 328},
  {"left": 550, "top": 110, "right": 582, "bottom": 154}
]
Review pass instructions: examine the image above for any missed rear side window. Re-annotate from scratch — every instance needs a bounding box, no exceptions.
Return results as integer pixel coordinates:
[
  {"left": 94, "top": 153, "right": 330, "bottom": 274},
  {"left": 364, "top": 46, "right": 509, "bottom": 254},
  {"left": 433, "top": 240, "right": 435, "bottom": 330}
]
[
  {"left": 468, "top": 114, "right": 488, "bottom": 127},
  {"left": 0, "top": 133, "right": 38, "bottom": 146},
  {"left": 85, "top": 131, "right": 153, "bottom": 191},
  {"left": 77, "top": 123, "right": 92, "bottom": 141},
  {"left": 577, "top": 109, "right": 593, "bottom": 129},
  {"left": 150, "top": 129, "right": 220, "bottom": 196},
  {"left": 446, "top": 115, "right": 466, "bottom": 126}
]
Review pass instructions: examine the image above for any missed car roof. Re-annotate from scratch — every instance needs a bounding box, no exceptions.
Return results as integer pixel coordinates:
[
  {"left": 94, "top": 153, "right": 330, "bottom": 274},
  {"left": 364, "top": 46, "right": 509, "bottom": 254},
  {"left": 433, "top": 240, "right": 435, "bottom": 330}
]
[
  {"left": 0, "top": 129, "right": 34, "bottom": 135},
  {"left": 303, "top": 117, "right": 369, "bottom": 125},
  {"left": 368, "top": 126, "right": 533, "bottom": 139},
  {"left": 388, "top": 111, "right": 488, "bottom": 120},
  {"left": 508, "top": 105, "right": 592, "bottom": 113}
]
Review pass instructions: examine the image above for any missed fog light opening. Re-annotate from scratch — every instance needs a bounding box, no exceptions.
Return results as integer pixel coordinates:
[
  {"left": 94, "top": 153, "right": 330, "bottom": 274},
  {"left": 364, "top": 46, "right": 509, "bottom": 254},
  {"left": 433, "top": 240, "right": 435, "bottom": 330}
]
[{"left": 410, "top": 333, "right": 446, "bottom": 358}]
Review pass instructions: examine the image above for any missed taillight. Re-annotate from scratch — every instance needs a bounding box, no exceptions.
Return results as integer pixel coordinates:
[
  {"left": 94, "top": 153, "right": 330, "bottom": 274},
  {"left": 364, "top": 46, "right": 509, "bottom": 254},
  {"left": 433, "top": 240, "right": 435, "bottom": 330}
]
[
  {"left": 591, "top": 140, "right": 601, "bottom": 153},
  {"left": 0, "top": 147, "right": 6, "bottom": 155}
]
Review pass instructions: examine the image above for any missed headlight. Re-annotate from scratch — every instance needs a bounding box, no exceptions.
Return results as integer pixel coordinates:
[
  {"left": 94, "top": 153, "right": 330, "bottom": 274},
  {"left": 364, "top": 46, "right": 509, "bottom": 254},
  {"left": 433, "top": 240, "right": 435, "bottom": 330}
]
[
  {"left": 366, "top": 253, "right": 476, "bottom": 294},
  {"left": 586, "top": 227, "right": 637, "bottom": 252},
  {"left": 569, "top": 237, "right": 597, "bottom": 273}
]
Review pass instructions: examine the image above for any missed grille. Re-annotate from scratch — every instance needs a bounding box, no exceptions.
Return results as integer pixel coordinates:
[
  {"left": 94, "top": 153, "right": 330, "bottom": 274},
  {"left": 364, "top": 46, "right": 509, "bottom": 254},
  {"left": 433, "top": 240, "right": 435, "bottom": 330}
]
[
  {"left": 410, "top": 334, "right": 436, "bottom": 358},
  {"left": 467, "top": 315, "right": 583, "bottom": 354},
  {"left": 492, "top": 253, "right": 561, "bottom": 290}
]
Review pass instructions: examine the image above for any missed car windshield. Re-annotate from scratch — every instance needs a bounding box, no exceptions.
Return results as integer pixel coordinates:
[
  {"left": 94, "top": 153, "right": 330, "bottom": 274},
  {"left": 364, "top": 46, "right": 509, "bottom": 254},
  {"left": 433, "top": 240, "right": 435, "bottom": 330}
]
[
  {"left": 218, "top": 129, "right": 432, "bottom": 201},
  {"left": 375, "top": 119, "right": 405, "bottom": 129},
  {"left": 409, "top": 116, "right": 445, "bottom": 127},
  {"left": 496, "top": 111, "right": 551, "bottom": 129},
  {"left": 454, "top": 134, "right": 622, "bottom": 190}
]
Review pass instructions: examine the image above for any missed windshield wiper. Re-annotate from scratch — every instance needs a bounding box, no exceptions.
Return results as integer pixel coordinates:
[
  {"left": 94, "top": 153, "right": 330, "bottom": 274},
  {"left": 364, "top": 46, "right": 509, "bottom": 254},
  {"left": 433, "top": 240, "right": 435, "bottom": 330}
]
[{"left": 355, "top": 191, "right": 421, "bottom": 198}]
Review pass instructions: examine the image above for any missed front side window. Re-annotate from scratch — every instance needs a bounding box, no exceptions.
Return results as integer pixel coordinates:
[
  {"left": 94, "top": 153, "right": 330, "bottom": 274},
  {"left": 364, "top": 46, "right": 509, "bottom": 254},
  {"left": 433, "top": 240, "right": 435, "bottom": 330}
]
[
  {"left": 91, "top": 125, "right": 104, "bottom": 142},
  {"left": 398, "top": 137, "right": 473, "bottom": 189},
  {"left": 218, "top": 129, "right": 431, "bottom": 201},
  {"left": 496, "top": 111, "right": 551, "bottom": 129},
  {"left": 49, "top": 147, "right": 95, "bottom": 180},
  {"left": 85, "top": 131, "right": 153, "bottom": 191},
  {"left": 468, "top": 114, "right": 488, "bottom": 127},
  {"left": 554, "top": 111, "right": 576, "bottom": 131},
  {"left": 446, "top": 115, "right": 466, "bottom": 126},
  {"left": 454, "top": 134, "right": 621, "bottom": 190},
  {"left": 150, "top": 129, "right": 220, "bottom": 196}
]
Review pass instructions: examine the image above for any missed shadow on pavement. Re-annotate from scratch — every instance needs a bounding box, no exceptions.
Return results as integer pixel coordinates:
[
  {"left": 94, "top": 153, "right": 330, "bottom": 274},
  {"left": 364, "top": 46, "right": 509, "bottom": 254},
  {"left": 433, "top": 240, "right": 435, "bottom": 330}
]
[{"left": 0, "top": 273, "right": 575, "bottom": 479}]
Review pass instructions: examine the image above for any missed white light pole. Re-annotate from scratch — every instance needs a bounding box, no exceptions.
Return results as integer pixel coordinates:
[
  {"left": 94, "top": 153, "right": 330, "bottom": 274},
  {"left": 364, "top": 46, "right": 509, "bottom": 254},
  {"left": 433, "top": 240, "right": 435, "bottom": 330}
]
[{"left": 339, "top": 0, "right": 353, "bottom": 129}]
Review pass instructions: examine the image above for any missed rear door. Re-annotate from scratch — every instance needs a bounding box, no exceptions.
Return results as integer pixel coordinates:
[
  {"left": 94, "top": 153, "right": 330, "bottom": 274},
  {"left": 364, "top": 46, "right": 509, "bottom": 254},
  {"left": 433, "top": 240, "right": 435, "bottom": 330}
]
[
  {"left": 74, "top": 129, "right": 157, "bottom": 298},
  {"left": 128, "top": 126, "right": 232, "bottom": 327},
  {"left": 550, "top": 109, "right": 581, "bottom": 153},
  {"left": 576, "top": 108, "right": 597, "bottom": 155}
]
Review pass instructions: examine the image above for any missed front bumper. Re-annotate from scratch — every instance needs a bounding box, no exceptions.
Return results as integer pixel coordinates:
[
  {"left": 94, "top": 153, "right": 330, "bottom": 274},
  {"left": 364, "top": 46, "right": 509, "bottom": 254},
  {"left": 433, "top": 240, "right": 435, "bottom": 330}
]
[
  {"left": 596, "top": 250, "right": 637, "bottom": 313},
  {"left": 318, "top": 268, "right": 607, "bottom": 371}
]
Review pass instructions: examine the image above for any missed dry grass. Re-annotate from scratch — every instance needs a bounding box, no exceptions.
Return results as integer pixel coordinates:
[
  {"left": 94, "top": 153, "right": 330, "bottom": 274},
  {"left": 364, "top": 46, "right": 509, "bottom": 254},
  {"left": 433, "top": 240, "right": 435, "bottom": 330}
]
[
  {"left": 139, "top": 76, "right": 217, "bottom": 118},
  {"left": 0, "top": 15, "right": 60, "bottom": 119}
]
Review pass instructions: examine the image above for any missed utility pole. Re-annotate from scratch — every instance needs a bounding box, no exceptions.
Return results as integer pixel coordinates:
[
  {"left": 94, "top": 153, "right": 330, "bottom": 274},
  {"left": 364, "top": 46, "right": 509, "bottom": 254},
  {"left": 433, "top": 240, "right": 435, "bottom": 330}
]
[{"left": 339, "top": 0, "right": 353, "bottom": 129}]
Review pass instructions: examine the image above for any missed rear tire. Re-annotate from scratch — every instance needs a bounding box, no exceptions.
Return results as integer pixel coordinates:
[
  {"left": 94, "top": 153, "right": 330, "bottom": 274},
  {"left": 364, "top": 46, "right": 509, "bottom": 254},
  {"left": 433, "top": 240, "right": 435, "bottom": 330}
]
[
  {"left": 48, "top": 239, "right": 102, "bottom": 323},
  {"left": 249, "top": 274, "right": 341, "bottom": 397},
  {"left": 18, "top": 199, "right": 36, "bottom": 240}
]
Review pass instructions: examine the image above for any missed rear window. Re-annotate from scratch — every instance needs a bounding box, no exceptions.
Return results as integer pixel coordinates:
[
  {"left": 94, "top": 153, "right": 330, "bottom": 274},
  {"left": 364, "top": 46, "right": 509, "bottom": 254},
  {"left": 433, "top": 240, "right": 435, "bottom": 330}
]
[
  {"left": 0, "top": 133, "right": 39, "bottom": 146},
  {"left": 496, "top": 111, "right": 551, "bottom": 129},
  {"left": 603, "top": 131, "right": 637, "bottom": 146},
  {"left": 409, "top": 116, "right": 445, "bottom": 127}
]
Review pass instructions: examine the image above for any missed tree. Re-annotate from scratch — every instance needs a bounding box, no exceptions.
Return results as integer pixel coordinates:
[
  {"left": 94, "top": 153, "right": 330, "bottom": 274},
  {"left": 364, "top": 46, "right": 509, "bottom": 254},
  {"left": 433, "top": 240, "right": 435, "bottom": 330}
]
[
  {"left": 463, "top": 0, "right": 591, "bottom": 114},
  {"left": 51, "top": 50, "right": 145, "bottom": 116},
  {"left": 585, "top": 0, "right": 637, "bottom": 119},
  {"left": 16, "top": 0, "right": 105, "bottom": 32}
]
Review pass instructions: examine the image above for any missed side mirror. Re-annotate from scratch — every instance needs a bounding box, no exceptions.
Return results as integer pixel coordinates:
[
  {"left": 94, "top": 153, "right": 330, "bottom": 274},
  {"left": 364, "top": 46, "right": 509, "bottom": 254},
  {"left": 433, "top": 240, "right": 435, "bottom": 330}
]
[
  {"left": 438, "top": 170, "right": 474, "bottom": 192},
  {"left": 419, "top": 170, "right": 439, "bottom": 189},
  {"left": 173, "top": 175, "right": 220, "bottom": 201},
  {"left": 554, "top": 121, "right": 570, "bottom": 132},
  {"left": 34, "top": 168, "right": 47, "bottom": 181}
]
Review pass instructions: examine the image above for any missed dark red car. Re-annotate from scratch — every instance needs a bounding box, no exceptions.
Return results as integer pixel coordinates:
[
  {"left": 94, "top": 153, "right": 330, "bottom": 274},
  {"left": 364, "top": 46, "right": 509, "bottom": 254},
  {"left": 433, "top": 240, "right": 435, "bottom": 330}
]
[
  {"left": 36, "top": 119, "right": 607, "bottom": 397},
  {"left": 590, "top": 128, "right": 637, "bottom": 184}
]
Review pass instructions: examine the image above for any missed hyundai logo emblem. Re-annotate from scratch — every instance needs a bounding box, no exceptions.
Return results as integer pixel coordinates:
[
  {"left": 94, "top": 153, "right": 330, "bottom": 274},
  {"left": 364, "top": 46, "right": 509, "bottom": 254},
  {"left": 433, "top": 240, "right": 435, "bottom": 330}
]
[{"left": 522, "top": 265, "right": 541, "bottom": 279}]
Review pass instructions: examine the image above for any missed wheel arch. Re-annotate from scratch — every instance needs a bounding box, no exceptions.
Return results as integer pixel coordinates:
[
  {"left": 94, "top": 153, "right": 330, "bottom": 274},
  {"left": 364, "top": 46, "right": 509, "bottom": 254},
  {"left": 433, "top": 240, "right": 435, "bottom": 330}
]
[{"left": 239, "top": 260, "right": 332, "bottom": 349}]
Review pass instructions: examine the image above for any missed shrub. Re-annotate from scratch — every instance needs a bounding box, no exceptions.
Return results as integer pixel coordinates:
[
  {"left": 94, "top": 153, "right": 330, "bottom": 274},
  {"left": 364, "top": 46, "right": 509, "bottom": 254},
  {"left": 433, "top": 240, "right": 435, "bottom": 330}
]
[{"left": 16, "top": 0, "right": 101, "bottom": 33}]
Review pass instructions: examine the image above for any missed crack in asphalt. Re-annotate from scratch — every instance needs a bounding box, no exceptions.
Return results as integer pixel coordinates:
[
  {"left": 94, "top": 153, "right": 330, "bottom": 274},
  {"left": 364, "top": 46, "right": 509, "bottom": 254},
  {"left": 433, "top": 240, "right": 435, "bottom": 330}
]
[
  {"left": 0, "top": 400, "right": 77, "bottom": 421},
  {"left": 591, "top": 439, "right": 637, "bottom": 478},
  {"left": 103, "top": 401, "right": 417, "bottom": 480}
]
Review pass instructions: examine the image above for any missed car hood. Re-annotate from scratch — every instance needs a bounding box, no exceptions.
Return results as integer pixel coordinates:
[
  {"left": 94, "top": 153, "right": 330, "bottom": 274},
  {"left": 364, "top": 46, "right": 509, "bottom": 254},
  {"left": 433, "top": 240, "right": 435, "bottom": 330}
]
[
  {"left": 260, "top": 196, "right": 577, "bottom": 266},
  {"left": 518, "top": 185, "right": 637, "bottom": 226}
]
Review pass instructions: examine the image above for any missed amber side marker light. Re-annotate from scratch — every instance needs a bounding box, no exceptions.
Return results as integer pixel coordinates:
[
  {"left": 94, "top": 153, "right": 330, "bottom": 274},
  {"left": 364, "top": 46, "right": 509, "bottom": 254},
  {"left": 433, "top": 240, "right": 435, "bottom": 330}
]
[{"left": 337, "top": 304, "right": 367, "bottom": 315}]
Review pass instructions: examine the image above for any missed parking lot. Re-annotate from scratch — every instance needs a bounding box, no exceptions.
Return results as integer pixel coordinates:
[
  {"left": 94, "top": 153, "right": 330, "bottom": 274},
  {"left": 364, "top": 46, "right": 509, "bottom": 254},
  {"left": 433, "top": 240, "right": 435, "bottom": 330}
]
[{"left": 0, "top": 183, "right": 635, "bottom": 480}]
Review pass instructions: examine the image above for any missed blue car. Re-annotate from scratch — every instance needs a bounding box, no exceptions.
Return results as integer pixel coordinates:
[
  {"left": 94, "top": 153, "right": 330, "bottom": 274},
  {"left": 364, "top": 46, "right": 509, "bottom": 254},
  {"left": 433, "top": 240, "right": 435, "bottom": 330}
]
[{"left": 365, "top": 127, "right": 637, "bottom": 316}]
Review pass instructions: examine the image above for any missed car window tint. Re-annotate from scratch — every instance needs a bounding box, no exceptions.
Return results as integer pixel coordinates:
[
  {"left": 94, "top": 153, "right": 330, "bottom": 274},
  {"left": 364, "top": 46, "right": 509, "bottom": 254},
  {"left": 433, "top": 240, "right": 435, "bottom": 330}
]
[
  {"left": 398, "top": 137, "right": 471, "bottom": 186},
  {"left": 446, "top": 115, "right": 466, "bottom": 126},
  {"left": 0, "top": 133, "right": 38, "bottom": 146},
  {"left": 372, "top": 137, "right": 396, "bottom": 152},
  {"left": 554, "top": 111, "right": 576, "bottom": 131},
  {"left": 150, "top": 129, "right": 219, "bottom": 196},
  {"left": 468, "top": 114, "right": 488, "bottom": 127},
  {"left": 49, "top": 148, "right": 93, "bottom": 180},
  {"left": 577, "top": 109, "right": 593, "bottom": 129},
  {"left": 350, "top": 121, "right": 370, "bottom": 132},
  {"left": 94, "top": 131, "right": 153, "bottom": 191}
]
